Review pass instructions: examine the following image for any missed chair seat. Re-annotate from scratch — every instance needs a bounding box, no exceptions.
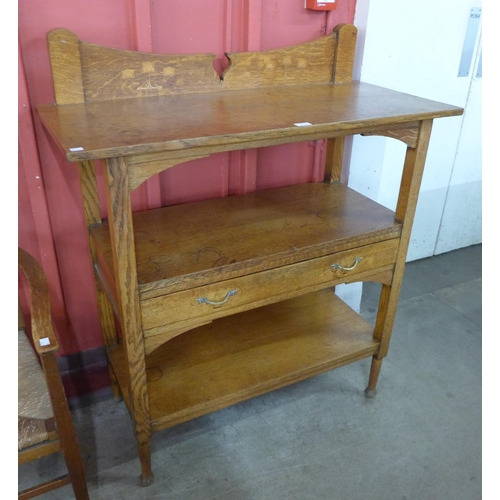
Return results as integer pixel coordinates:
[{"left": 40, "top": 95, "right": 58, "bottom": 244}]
[{"left": 18, "top": 329, "right": 54, "bottom": 451}]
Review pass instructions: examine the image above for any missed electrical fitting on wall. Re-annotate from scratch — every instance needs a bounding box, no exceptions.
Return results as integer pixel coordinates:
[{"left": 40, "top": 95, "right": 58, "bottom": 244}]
[{"left": 305, "top": 0, "right": 337, "bottom": 10}]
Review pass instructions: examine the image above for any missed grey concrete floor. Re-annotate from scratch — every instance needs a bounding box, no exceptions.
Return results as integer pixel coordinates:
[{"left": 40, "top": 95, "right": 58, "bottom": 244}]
[{"left": 19, "top": 244, "right": 482, "bottom": 499}]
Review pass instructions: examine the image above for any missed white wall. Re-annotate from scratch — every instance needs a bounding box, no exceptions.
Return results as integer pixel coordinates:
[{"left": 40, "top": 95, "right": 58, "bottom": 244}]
[
  {"left": 435, "top": 61, "right": 482, "bottom": 254},
  {"left": 336, "top": 0, "right": 482, "bottom": 312},
  {"left": 350, "top": 0, "right": 482, "bottom": 261}
]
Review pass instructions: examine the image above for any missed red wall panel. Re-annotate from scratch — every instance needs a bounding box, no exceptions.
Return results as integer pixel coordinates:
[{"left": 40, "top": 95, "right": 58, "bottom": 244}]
[
  {"left": 18, "top": 45, "right": 73, "bottom": 351},
  {"left": 18, "top": 0, "right": 356, "bottom": 365}
]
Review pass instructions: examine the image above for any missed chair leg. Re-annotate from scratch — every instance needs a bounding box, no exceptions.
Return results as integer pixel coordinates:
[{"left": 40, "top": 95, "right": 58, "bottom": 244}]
[
  {"left": 43, "top": 356, "right": 89, "bottom": 499},
  {"left": 139, "top": 440, "right": 154, "bottom": 486},
  {"left": 65, "top": 456, "right": 89, "bottom": 500}
]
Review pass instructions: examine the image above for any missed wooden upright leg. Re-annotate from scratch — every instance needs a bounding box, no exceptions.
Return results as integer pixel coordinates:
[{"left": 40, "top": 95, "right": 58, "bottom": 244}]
[
  {"left": 365, "top": 357, "right": 383, "bottom": 398},
  {"left": 324, "top": 136, "right": 344, "bottom": 183},
  {"left": 139, "top": 441, "right": 154, "bottom": 486},
  {"left": 103, "top": 156, "right": 153, "bottom": 484},
  {"left": 366, "top": 120, "right": 433, "bottom": 396},
  {"left": 78, "top": 160, "right": 121, "bottom": 402},
  {"left": 324, "top": 24, "right": 357, "bottom": 185}
]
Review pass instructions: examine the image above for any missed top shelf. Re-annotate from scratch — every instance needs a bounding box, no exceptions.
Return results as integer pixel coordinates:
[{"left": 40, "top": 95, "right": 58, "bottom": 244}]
[{"left": 36, "top": 82, "right": 463, "bottom": 162}]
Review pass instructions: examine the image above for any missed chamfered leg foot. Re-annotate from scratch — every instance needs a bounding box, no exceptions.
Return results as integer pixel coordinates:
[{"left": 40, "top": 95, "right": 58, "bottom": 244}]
[
  {"left": 140, "top": 472, "right": 155, "bottom": 486},
  {"left": 364, "top": 388, "right": 377, "bottom": 398},
  {"left": 138, "top": 441, "right": 154, "bottom": 486},
  {"left": 365, "top": 356, "right": 383, "bottom": 398}
]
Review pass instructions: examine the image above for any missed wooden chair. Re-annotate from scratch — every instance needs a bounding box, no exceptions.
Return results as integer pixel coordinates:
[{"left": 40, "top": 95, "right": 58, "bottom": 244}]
[{"left": 18, "top": 247, "right": 89, "bottom": 500}]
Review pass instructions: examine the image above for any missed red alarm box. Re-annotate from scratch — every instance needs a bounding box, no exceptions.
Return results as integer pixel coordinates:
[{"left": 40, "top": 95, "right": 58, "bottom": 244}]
[{"left": 305, "top": 0, "right": 337, "bottom": 10}]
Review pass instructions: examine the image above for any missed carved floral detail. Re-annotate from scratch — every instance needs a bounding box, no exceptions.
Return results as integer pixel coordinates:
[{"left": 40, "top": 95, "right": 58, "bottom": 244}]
[
  {"left": 137, "top": 78, "right": 163, "bottom": 91},
  {"left": 259, "top": 56, "right": 275, "bottom": 70},
  {"left": 142, "top": 62, "right": 156, "bottom": 73},
  {"left": 163, "top": 67, "right": 176, "bottom": 77}
]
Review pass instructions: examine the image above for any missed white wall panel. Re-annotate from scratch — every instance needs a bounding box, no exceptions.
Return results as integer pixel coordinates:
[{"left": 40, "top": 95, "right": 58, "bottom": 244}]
[
  {"left": 435, "top": 66, "right": 482, "bottom": 253},
  {"left": 351, "top": 0, "right": 482, "bottom": 262}
]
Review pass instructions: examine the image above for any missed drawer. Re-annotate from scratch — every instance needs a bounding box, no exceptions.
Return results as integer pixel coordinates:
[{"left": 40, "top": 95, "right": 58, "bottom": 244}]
[{"left": 141, "top": 238, "right": 399, "bottom": 342}]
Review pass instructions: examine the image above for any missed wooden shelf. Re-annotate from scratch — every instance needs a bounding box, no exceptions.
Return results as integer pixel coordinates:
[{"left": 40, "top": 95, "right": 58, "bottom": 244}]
[
  {"left": 36, "top": 82, "right": 462, "bottom": 162},
  {"left": 91, "top": 182, "right": 401, "bottom": 299},
  {"left": 108, "top": 289, "right": 378, "bottom": 432}
]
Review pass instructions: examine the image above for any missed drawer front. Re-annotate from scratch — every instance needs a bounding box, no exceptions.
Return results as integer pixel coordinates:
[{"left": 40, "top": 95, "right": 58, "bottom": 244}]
[{"left": 141, "top": 238, "right": 399, "bottom": 337}]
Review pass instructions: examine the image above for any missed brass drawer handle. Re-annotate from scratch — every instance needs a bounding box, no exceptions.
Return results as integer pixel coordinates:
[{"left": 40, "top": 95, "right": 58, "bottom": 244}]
[
  {"left": 331, "top": 257, "right": 363, "bottom": 271},
  {"left": 196, "top": 289, "right": 238, "bottom": 306}
]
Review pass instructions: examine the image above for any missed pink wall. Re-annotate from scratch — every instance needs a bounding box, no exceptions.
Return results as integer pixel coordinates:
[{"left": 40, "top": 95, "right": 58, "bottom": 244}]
[{"left": 18, "top": 0, "right": 357, "bottom": 360}]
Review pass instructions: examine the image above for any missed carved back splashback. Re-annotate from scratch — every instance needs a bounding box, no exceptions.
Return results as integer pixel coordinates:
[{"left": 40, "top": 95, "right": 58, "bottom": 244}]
[{"left": 48, "top": 24, "right": 357, "bottom": 104}]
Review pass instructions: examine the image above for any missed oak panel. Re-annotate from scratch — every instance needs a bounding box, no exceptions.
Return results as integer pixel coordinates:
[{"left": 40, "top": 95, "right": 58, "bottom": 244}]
[
  {"left": 36, "top": 82, "right": 463, "bottom": 162},
  {"left": 79, "top": 41, "right": 220, "bottom": 100},
  {"left": 222, "top": 31, "right": 336, "bottom": 89}
]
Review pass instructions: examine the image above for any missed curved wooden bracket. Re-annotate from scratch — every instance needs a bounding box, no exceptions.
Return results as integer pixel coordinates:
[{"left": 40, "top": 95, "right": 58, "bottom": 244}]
[
  {"left": 144, "top": 322, "right": 212, "bottom": 356},
  {"left": 362, "top": 124, "right": 419, "bottom": 148},
  {"left": 128, "top": 153, "right": 210, "bottom": 191}
]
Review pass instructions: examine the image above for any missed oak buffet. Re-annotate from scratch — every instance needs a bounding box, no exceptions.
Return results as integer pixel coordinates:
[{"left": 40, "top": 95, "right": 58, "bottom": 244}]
[{"left": 36, "top": 24, "right": 463, "bottom": 485}]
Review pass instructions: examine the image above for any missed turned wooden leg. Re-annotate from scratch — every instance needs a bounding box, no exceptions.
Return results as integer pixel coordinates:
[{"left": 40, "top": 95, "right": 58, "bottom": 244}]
[
  {"left": 365, "top": 356, "right": 383, "bottom": 398},
  {"left": 139, "top": 441, "right": 154, "bottom": 486}
]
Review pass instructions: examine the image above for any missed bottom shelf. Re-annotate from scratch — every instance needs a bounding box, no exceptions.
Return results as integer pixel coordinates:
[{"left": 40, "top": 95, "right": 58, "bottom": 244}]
[{"left": 109, "top": 289, "right": 379, "bottom": 432}]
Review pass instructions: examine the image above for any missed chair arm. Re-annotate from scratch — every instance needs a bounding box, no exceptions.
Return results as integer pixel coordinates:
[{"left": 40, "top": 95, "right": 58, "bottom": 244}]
[{"left": 18, "top": 248, "right": 59, "bottom": 355}]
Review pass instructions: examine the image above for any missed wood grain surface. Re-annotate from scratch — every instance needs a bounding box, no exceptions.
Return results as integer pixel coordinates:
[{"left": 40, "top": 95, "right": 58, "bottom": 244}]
[
  {"left": 222, "top": 31, "right": 336, "bottom": 89},
  {"left": 36, "top": 82, "right": 462, "bottom": 162},
  {"left": 139, "top": 239, "right": 398, "bottom": 352},
  {"left": 90, "top": 182, "right": 402, "bottom": 300},
  {"left": 108, "top": 289, "right": 379, "bottom": 432},
  {"left": 40, "top": 24, "right": 465, "bottom": 483}
]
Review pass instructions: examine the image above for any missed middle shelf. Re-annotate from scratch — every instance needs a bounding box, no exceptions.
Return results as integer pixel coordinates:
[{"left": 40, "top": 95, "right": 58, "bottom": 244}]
[
  {"left": 90, "top": 181, "right": 402, "bottom": 301},
  {"left": 90, "top": 180, "right": 401, "bottom": 353}
]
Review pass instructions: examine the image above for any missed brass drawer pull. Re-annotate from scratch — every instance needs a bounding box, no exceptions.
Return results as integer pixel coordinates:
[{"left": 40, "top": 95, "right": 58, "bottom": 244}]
[
  {"left": 196, "top": 289, "right": 238, "bottom": 306},
  {"left": 331, "top": 257, "right": 363, "bottom": 271}
]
